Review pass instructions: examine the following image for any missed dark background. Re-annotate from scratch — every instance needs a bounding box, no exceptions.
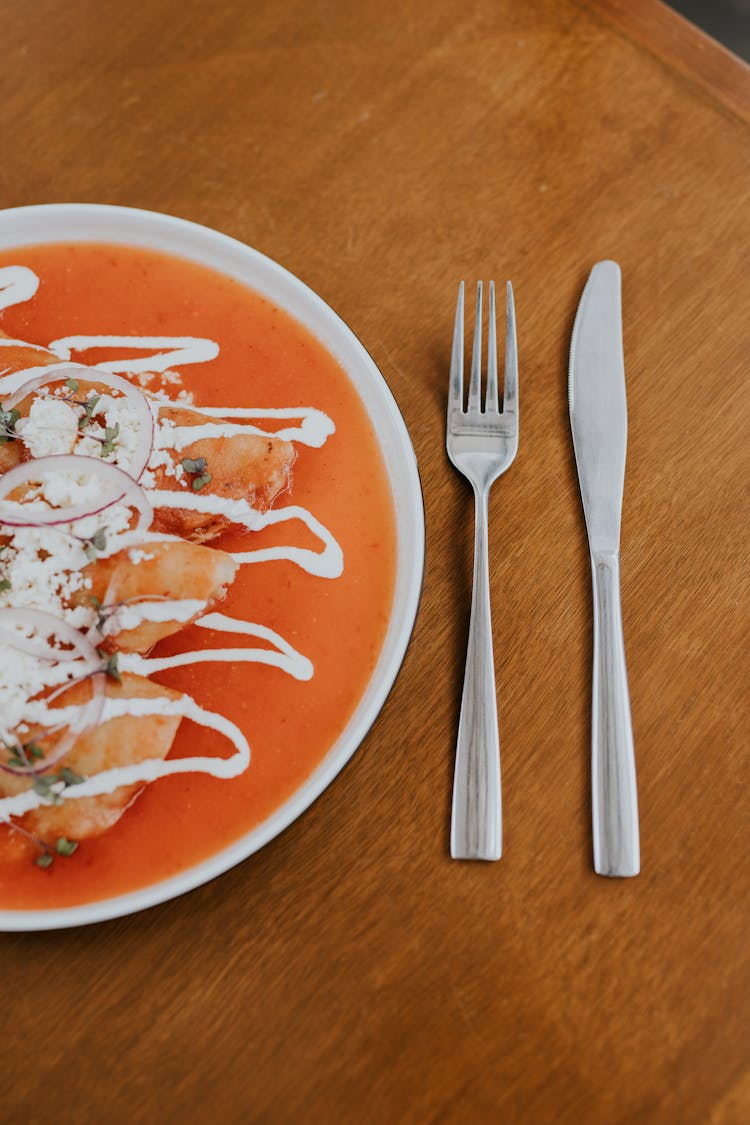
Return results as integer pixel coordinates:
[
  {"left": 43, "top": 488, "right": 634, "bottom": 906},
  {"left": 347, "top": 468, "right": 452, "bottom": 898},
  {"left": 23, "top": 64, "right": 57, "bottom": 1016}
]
[{"left": 669, "top": 0, "right": 750, "bottom": 59}]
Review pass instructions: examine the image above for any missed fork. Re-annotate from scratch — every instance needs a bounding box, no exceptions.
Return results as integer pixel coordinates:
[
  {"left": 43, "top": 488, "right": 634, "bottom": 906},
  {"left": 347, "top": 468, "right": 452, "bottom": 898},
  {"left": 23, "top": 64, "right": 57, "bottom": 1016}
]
[{"left": 447, "top": 280, "right": 518, "bottom": 861}]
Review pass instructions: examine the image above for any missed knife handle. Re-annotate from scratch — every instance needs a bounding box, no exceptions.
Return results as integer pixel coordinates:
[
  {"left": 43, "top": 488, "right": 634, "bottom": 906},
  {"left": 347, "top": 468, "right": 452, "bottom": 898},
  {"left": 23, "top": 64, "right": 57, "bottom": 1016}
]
[{"left": 590, "top": 551, "right": 639, "bottom": 877}]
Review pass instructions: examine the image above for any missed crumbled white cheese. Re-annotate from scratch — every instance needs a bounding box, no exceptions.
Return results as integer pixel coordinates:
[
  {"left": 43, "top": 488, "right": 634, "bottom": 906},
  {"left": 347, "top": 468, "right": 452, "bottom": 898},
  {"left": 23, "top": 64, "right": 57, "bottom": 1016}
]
[
  {"left": 144, "top": 414, "right": 184, "bottom": 484},
  {"left": 15, "top": 396, "right": 79, "bottom": 458},
  {"left": 76, "top": 434, "right": 103, "bottom": 458},
  {"left": 70, "top": 497, "right": 134, "bottom": 544},
  {"left": 0, "top": 635, "right": 96, "bottom": 745},
  {"left": 155, "top": 415, "right": 176, "bottom": 447},
  {"left": 18, "top": 387, "right": 149, "bottom": 476},
  {"left": 134, "top": 370, "right": 193, "bottom": 404},
  {"left": 40, "top": 463, "right": 106, "bottom": 512},
  {"left": 97, "top": 393, "right": 142, "bottom": 472},
  {"left": 0, "top": 645, "right": 79, "bottom": 745},
  {"left": 128, "top": 548, "right": 155, "bottom": 565},
  {"left": 0, "top": 488, "right": 136, "bottom": 631},
  {"left": 0, "top": 524, "right": 94, "bottom": 629}
]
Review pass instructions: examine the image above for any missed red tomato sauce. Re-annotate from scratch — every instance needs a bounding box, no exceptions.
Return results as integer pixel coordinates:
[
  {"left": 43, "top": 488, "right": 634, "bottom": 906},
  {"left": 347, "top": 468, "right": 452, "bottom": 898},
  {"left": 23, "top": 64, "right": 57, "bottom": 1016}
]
[{"left": 0, "top": 242, "right": 397, "bottom": 909}]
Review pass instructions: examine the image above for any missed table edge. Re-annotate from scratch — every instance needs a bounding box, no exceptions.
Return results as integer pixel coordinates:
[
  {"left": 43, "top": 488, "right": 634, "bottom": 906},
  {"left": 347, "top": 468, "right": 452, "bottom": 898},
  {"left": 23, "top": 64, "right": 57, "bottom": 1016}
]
[{"left": 581, "top": 0, "right": 750, "bottom": 123}]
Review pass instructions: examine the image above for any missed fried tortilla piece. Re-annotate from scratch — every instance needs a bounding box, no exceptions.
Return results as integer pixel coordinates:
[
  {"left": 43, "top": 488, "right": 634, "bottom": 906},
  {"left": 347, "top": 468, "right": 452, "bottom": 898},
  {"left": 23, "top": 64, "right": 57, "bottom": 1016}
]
[
  {"left": 151, "top": 405, "right": 295, "bottom": 542},
  {"left": 0, "top": 333, "right": 61, "bottom": 376},
  {"left": 79, "top": 538, "right": 238, "bottom": 653},
  {"left": 3, "top": 375, "right": 295, "bottom": 544},
  {"left": 1, "top": 674, "right": 182, "bottom": 848},
  {"left": 0, "top": 337, "right": 296, "bottom": 541},
  {"left": 0, "top": 331, "right": 62, "bottom": 474},
  {"left": 0, "top": 442, "right": 20, "bottom": 474}
]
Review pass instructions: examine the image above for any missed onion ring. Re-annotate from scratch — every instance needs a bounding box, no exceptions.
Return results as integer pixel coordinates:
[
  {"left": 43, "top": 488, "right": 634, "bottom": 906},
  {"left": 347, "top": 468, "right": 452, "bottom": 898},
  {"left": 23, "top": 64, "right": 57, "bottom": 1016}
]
[
  {"left": 0, "top": 624, "right": 73, "bottom": 663},
  {"left": 19, "top": 670, "right": 107, "bottom": 776},
  {"left": 0, "top": 455, "right": 153, "bottom": 530},
  {"left": 0, "top": 610, "right": 106, "bottom": 777},
  {"left": 3, "top": 364, "right": 154, "bottom": 480},
  {"left": 0, "top": 607, "right": 101, "bottom": 665}
]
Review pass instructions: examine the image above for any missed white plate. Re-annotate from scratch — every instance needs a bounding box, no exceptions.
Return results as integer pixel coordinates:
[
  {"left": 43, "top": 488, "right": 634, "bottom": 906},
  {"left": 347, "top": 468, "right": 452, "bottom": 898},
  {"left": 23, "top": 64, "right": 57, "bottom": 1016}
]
[{"left": 0, "top": 203, "right": 424, "bottom": 930}]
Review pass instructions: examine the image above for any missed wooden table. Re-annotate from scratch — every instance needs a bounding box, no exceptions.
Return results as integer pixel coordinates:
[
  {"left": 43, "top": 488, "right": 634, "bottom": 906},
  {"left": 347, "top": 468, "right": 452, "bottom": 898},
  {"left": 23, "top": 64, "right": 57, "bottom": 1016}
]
[{"left": 2, "top": 1, "right": 748, "bottom": 1120}]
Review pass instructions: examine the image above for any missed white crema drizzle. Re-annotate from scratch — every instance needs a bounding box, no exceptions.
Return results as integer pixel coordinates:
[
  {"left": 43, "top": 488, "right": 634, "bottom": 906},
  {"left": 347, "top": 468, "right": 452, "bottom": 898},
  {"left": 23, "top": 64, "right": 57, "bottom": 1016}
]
[
  {"left": 0, "top": 269, "right": 344, "bottom": 819},
  {"left": 0, "top": 695, "right": 250, "bottom": 820},
  {"left": 0, "top": 266, "right": 39, "bottom": 313},
  {"left": 102, "top": 599, "right": 207, "bottom": 634},
  {"left": 146, "top": 492, "right": 344, "bottom": 579},
  {"left": 121, "top": 612, "right": 314, "bottom": 681},
  {"left": 47, "top": 335, "right": 220, "bottom": 373},
  {"left": 164, "top": 406, "right": 335, "bottom": 448}
]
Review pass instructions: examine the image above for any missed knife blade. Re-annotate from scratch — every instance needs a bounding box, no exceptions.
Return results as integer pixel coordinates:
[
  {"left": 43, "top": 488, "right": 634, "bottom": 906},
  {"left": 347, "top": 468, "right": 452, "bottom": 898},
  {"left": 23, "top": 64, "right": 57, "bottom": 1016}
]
[{"left": 569, "top": 260, "right": 639, "bottom": 877}]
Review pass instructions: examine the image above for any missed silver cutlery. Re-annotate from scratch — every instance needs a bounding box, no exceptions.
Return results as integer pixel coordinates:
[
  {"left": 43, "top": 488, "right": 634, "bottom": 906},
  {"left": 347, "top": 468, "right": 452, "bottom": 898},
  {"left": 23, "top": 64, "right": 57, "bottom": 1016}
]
[
  {"left": 569, "top": 260, "right": 639, "bottom": 877},
  {"left": 447, "top": 280, "right": 518, "bottom": 861}
]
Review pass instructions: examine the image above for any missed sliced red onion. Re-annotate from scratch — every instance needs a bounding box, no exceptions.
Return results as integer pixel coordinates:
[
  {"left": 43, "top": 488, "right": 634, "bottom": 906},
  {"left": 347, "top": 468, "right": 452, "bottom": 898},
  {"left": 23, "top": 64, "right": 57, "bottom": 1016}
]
[
  {"left": 0, "top": 624, "right": 69, "bottom": 663},
  {"left": 0, "top": 607, "right": 101, "bottom": 666},
  {"left": 0, "top": 455, "right": 153, "bottom": 530},
  {"left": 0, "top": 674, "right": 106, "bottom": 777},
  {"left": 83, "top": 570, "right": 118, "bottom": 644},
  {"left": 3, "top": 364, "right": 154, "bottom": 480},
  {"left": 0, "top": 610, "right": 106, "bottom": 777},
  {"left": 22, "top": 670, "right": 106, "bottom": 776}
]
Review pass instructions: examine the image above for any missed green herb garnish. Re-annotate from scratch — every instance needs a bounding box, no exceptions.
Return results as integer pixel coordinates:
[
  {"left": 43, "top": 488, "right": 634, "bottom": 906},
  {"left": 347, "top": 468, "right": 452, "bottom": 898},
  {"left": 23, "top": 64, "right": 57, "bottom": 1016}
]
[
  {"left": 3, "top": 739, "right": 44, "bottom": 769},
  {"left": 0, "top": 578, "right": 11, "bottom": 593},
  {"left": 88, "top": 594, "right": 109, "bottom": 632},
  {"left": 100, "top": 423, "right": 120, "bottom": 457},
  {"left": 181, "top": 456, "right": 212, "bottom": 491},
  {"left": 59, "top": 767, "right": 85, "bottom": 787},
  {"left": 0, "top": 407, "right": 20, "bottom": 445},
  {"left": 29, "top": 765, "right": 85, "bottom": 805},
  {"left": 5, "top": 745, "right": 25, "bottom": 768},
  {"left": 65, "top": 377, "right": 80, "bottom": 392},
  {"left": 181, "top": 456, "right": 207, "bottom": 474},
  {"left": 32, "top": 775, "right": 63, "bottom": 805},
  {"left": 78, "top": 393, "right": 100, "bottom": 430},
  {"left": 32, "top": 835, "right": 78, "bottom": 868},
  {"left": 102, "top": 652, "right": 121, "bottom": 683},
  {"left": 81, "top": 528, "right": 107, "bottom": 561}
]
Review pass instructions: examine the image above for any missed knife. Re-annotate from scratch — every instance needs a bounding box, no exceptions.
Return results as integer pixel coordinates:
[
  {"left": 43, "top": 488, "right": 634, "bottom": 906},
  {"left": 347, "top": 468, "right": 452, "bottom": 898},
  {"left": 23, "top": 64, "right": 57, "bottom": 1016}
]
[{"left": 569, "top": 260, "right": 639, "bottom": 878}]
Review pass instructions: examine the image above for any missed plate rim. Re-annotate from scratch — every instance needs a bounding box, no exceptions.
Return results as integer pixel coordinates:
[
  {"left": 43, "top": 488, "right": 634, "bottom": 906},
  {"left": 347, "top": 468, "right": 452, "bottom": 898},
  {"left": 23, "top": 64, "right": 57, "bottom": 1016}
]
[{"left": 0, "top": 202, "right": 425, "bottom": 931}]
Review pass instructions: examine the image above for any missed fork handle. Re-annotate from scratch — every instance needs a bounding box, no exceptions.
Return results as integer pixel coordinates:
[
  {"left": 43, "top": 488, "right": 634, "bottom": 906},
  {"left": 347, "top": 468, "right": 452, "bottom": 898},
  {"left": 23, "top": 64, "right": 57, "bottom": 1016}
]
[
  {"left": 451, "top": 485, "right": 502, "bottom": 861},
  {"left": 590, "top": 551, "right": 639, "bottom": 877}
]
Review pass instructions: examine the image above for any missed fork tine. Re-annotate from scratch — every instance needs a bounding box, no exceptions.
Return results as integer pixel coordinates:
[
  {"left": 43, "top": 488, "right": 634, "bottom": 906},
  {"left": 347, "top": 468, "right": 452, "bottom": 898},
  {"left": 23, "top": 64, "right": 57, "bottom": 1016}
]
[
  {"left": 449, "top": 281, "right": 465, "bottom": 412},
  {"left": 467, "top": 281, "right": 483, "bottom": 413},
  {"left": 485, "top": 281, "right": 498, "bottom": 413},
  {"left": 503, "top": 281, "right": 518, "bottom": 416}
]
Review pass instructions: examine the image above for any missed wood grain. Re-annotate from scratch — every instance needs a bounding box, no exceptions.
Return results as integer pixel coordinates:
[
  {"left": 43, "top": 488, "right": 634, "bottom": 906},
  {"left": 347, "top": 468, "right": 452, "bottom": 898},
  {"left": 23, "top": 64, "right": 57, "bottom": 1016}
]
[
  {"left": 0, "top": 0, "right": 748, "bottom": 1121},
  {"left": 584, "top": 0, "right": 750, "bottom": 123}
]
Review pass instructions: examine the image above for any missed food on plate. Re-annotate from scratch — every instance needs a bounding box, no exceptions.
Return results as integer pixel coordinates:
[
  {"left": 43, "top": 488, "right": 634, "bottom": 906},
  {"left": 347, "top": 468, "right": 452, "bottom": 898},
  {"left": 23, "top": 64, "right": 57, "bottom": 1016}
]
[
  {"left": 149, "top": 403, "right": 296, "bottom": 541},
  {"left": 0, "top": 286, "right": 325, "bottom": 865},
  {"left": 2, "top": 358, "right": 297, "bottom": 542},
  {"left": 82, "top": 539, "right": 238, "bottom": 653},
  {"left": 0, "top": 674, "right": 183, "bottom": 856},
  {"left": 0, "top": 245, "right": 396, "bottom": 911}
]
